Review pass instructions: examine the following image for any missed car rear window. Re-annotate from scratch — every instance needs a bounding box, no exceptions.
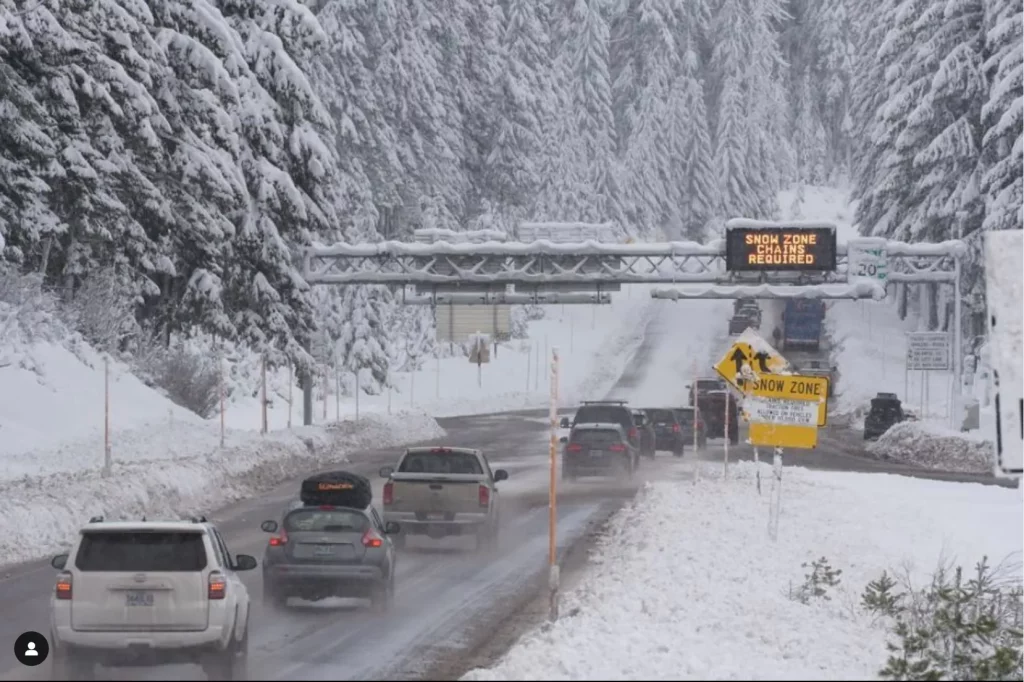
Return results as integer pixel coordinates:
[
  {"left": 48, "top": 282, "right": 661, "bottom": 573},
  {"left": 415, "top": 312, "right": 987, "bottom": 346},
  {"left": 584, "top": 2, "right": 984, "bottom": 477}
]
[
  {"left": 648, "top": 409, "right": 676, "bottom": 423},
  {"left": 399, "top": 452, "right": 483, "bottom": 475},
  {"left": 674, "top": 408, "right": 696, "bottom": 421},
  {"left": 572, "top": 429, "right": 622, "bottom": 447},
  {"left": 284, "top": 509, "right": 368, "bottom": 533},
  {"left": 75, "top": 531, "right": 207, "bottom": 572},
  {"left": 574, "top": 406, "right": 629, "bottom": 425},
  {"left": 870, "top": 400, "right": 902, "bottom": 418}
]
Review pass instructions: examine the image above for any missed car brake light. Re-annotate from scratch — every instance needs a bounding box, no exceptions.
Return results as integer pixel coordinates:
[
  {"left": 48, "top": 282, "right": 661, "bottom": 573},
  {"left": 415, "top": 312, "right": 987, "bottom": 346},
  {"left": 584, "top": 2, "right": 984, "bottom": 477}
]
[
  {"left": 430, "top": 447, "right": 452, "bottom": 453},
  {"left": 56, "top": 573, "right": 72, "bottom": 600},
  {"left": 269, "top": 528, "right": 288, "bottom": 547},
  {"left": 383, "top": 481, "right": 394, "bottom": 506},
  {"left": 609, "top": 444, "right": 626, "bottom": 452},
  {"left": 208, "top": 572, "right": 226, "bottom": 600},
  {"left": 628, "top": 427, "right": 638, "bottom": 439},
  {"left": 566, "top": 443, "right": 582, "bottom": 452},
  {"left": 362, "top": 529, "right": 383, "bottom": 548},
  {"left": 672, "top": 423, "right": 680, "bottom": 432},
  {"left": 478, "top": 484, "right": 490, "bottom": 507},
  {"left": 318, "top": 505, "right": 334, "bottom": 510}
]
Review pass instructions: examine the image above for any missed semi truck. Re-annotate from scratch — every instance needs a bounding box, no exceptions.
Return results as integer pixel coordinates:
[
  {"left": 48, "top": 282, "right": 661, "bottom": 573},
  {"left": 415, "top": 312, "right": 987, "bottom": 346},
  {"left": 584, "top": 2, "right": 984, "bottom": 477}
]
[{"left": 781, "top": 300, "right": 825, "bottom": 352}]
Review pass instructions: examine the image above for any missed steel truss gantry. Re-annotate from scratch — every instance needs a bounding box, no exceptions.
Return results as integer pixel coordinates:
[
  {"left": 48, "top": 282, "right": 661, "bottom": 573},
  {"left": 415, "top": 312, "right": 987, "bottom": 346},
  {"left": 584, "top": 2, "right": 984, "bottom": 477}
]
[{"left": 303, "top": 238, "right": 967, "bottom": 299}]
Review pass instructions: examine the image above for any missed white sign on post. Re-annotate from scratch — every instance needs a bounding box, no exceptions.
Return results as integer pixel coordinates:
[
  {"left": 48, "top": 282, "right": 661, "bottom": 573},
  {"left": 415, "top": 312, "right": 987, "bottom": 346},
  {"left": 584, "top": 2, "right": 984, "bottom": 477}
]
[
  {"left": 906, "top": 332, "right": 951, "bottom": 371},
  {"left": 984, "top": 230, "right": 1023, "bottom": 477},
  {"left": 744, "top": 397, "right": 819, "bottom": 427},
  {"left": 847, "top": 238, "right": 889, "bottom": 283}
]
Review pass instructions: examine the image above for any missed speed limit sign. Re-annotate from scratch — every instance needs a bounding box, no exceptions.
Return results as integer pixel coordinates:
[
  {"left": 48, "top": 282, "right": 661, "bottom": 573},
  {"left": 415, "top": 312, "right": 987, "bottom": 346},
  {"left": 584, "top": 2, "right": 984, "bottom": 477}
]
[{"left": 847, "top": 238, "right": 889, "bottom": 283}]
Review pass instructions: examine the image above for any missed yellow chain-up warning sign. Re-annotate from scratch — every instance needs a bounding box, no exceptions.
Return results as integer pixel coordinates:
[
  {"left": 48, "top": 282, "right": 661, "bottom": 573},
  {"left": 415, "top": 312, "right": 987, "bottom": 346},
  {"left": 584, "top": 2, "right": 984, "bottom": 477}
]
[
  {"left": 748, "top": 374, "right": 829, "bottom": 427},
  {"left": 713, "top": 330, "right": 824, "bottom": 450}
]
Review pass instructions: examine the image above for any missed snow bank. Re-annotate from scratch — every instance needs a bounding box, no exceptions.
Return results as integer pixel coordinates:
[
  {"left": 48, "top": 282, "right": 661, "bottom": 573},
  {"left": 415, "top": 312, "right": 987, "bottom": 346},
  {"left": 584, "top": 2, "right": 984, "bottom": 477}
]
[
  {"left": 223, "top": 286, "right": 660, "bottom": 425},
  {"left": 867, "top": 421, "right": 995, "bottom": 474},
  {"left": 0, "top": 412, "right": 445, "bottom": 565},
  {"left": 463, "top": 462, "right": 1022, "bottom": 681},
  {"left": 0, "top": 341, "right": 205, "bottom": 462}
]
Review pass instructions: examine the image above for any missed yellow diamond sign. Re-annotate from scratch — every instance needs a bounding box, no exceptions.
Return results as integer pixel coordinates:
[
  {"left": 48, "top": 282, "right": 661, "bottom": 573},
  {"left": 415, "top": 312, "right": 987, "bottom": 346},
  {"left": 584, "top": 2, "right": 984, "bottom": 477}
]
[{"left": 713, "top": 329, "right": 790, "bottom": 391}]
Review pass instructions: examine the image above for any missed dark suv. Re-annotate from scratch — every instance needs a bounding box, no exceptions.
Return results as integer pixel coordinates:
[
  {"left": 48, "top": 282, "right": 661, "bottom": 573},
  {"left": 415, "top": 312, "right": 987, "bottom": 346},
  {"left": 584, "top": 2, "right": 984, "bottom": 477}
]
[
  {"left": 673, "top": 407, "right": 708, "bottom": 449},
  {"left": 560, "top": 400, "right": 640, "bottom": 450},
  {"left": 561, "top": 424, "right": 639, "bottom": 480},
  {"left": 644, "top": 408, "right": 686, "bottom": 456},
  {"left": 864, "top": 393, "right": 906, "bottom": 440}
]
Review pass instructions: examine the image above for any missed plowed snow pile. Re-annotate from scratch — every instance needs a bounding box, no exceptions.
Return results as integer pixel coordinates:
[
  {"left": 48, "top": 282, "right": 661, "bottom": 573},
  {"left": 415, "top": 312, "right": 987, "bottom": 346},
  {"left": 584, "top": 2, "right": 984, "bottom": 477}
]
[{"left": 867, "top": 421, "right": 994, "bottom": 474}]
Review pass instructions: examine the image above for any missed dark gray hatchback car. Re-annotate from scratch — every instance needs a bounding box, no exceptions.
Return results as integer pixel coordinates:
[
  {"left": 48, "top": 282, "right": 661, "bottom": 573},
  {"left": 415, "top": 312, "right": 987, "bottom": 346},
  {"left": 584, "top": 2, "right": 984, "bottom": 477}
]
[{"left": 260, "top": 503, "right": 400, "bottom": 612}]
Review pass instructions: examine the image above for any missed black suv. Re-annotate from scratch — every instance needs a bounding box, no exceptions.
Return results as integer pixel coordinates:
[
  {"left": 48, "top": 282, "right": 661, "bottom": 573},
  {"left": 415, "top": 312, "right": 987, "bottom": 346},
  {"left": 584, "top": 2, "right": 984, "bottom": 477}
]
[
  {"left": 561, "top": 424, "right": 639, "bottom": 480},
  {"left": 673, "top": 406, "right": 708, "bottom": 449},
  {"left": 864, "top": 393, "right": 905, "bottom": 440},
  {"left": 560, "top": 400, "right": 641, "bottom": 450},
  {"left": 644, "top": 408, "right": 686, "bottom": 456}
]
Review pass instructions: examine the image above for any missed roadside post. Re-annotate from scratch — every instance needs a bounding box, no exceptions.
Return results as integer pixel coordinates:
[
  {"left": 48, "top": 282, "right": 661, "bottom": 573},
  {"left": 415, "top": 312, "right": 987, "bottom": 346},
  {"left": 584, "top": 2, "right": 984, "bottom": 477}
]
[
  {"left": 691, "top": 360, "right": 701, "bottom": 484},
  {"left": 468, "top": 331, "right": 491, "bottom": 388},
  {"left": 260, "top": 354, "right": 268, "bottom": 434},
  {"left": 548, "top": 347, "right": 560, "bottom": 621},
  {"left": 219, "top": 351, "right": 225, "bottom": 447},
  {"left": 103, "top": 355, "right": 111, "bottom": 477}
]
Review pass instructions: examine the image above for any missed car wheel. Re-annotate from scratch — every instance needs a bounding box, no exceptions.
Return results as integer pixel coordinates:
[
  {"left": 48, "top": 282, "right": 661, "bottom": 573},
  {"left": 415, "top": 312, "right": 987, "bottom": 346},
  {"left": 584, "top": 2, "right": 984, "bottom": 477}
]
[
  {"left": 51, "top": 646, "right": 95, "bottom": 681},
  {"left": 673, "top": 445, "right": 683, "bottom": 457},
  {"left": 562, "top": 465, "right": 576, "bottom": 481},
  {"left": 202, "top": 625, "right": 248, "bottom": 681},
  {"left": 392, "top": 532, "right": 406, "bottom": 551}
]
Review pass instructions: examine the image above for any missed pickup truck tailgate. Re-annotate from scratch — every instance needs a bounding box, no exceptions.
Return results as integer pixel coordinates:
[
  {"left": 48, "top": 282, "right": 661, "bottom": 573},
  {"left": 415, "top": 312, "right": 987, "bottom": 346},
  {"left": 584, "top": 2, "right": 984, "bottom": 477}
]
[{"left": 388, "top": 473, "right": 486, "bottom": 516}]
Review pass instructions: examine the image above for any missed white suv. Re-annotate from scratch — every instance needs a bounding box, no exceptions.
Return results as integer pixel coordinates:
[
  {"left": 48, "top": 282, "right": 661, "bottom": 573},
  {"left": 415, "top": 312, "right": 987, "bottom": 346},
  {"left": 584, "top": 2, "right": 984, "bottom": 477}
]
[{"left": 48, "top": 516, "right": 256, "bottom": 681}]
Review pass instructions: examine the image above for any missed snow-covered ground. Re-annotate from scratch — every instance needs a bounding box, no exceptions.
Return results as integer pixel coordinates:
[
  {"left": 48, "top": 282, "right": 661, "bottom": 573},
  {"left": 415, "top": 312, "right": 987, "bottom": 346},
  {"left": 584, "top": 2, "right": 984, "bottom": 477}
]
[
  {"left": 463, "top": 462, "right": 1023, "bottom": 681},
  {"left": 0, "top": 286, "right": 653, "bottom": 565},
  {"left": 222, "top": 288, "right": 657, "bottom": 429}
]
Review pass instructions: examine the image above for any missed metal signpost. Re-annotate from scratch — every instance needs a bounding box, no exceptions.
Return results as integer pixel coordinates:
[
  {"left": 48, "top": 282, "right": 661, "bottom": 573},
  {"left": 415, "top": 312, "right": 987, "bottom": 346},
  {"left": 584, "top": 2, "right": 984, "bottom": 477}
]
[{"left": 548, "top": 348, "right": 560, "bottom": 621}]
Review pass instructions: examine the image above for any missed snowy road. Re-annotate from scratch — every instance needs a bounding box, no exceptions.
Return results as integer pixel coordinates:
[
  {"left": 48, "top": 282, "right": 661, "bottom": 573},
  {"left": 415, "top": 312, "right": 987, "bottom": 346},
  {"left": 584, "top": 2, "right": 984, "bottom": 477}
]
[{"left": 0, "top": 305, "right": 1012, "bottom": 681}]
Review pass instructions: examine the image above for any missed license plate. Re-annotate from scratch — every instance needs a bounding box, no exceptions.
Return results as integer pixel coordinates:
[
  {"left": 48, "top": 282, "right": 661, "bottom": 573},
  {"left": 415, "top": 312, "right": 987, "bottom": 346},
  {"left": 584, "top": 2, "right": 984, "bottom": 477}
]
[
  {"left": 125, "top": 591, "right": 154, "bottom": 607},
  {"left": 313, "top": 545, "right": 335, "bottom": 556},
  {"left": 427, "top": 512, "right": 446, "bottom": 520},
  {"left": 590, "top": 450, "right": 605, "bottom": 457}
]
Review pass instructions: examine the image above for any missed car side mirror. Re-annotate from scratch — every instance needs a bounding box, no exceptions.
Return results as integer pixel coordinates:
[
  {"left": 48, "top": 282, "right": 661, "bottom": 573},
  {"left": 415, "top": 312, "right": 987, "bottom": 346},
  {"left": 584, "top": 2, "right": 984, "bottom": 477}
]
[
  {"left": 51, "top": 553, "right": 68, "bottom": 570},
  {"left": 559, "top": 417, "right": 570, "bottom": 429},
  {"left": 384, "top": 521, "right": 401, "bottom": 535},
  {"left": 233, "top": 554, "right": 258, "bottom": 571},
  {"left": 260, "top": 520, "right": 278, "bottom": 533},
  {"left": 559, "top": 436, "right": 568, "bottom": 444},
  {"left": 379, "top": 465, "right": 394, "bottom": 479},
  {"left": 493, "top": 469, "right": 509, "bottom": 482}
]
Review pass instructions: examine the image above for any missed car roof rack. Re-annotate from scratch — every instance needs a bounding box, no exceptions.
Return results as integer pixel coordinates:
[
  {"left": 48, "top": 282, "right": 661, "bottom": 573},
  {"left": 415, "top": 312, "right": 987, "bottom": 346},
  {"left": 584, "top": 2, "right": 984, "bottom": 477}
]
[
  {"left": 189, "top": 515, "right": 208, "bottom": 523},
  {"left": 88, "top": 515, "right": 104, "bottom": 523},
  {"left": 581, "top": 400, "right": 627, "bottom": 405}
]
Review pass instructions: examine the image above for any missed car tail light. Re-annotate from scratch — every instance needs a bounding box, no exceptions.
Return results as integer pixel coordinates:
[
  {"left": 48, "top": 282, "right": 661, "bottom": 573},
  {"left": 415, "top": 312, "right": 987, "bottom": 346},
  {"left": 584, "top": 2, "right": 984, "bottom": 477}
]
[
  {"left": 628, "top": 427, "right": 638, "bottom": 440},
  {"left": 269, "top": 528, "right": 288, "bottom": 547},
  {"left": 361, "top": 529, "right": 383, "bottom": 548},
  {"left": 383, "top": 481, "right": 394, "bottom": 506},
  {"left": 672, "top": 423, "right": 680, "bottom": 432},
  {"left": 609, "top": 444, "right": 626, "bottom": 452},
  {"left": 208, "top": 572, "right": 226, "bottom": 600},
  {"left": 566, "top": 443, "right": 582, "bottom": 452},
  {"left": 478, "top": 484, "right": 490, "bottom": 507},
  {"left": 55, "top": 573, "right": 72, "bottom": 600}
]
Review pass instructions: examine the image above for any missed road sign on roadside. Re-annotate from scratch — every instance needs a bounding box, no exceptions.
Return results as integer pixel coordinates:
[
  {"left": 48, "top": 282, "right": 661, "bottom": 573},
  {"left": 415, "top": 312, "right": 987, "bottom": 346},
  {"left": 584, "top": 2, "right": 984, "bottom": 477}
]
[
  {"left": 714, "top": 329, "right": 790, "bottom": 391},
  {"left": 906, "top": 332, "right": 951, "bottom": 371},
  {"left": 749, "top": 374, "right": 829, "bottom": 426}
]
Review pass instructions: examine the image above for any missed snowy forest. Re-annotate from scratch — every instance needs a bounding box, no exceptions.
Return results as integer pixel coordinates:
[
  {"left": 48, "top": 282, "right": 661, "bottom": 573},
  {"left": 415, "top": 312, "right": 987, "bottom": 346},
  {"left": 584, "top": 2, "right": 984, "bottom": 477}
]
[{"left": 0, "top": 0, "right": 1020, "bottom": 390}]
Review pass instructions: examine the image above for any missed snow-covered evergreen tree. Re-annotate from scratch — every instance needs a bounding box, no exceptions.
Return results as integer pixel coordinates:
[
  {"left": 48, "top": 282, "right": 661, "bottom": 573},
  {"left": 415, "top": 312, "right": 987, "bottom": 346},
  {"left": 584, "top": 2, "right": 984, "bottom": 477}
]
[{"left": 571, "top": 0, "right": 624, "bottom": 229}]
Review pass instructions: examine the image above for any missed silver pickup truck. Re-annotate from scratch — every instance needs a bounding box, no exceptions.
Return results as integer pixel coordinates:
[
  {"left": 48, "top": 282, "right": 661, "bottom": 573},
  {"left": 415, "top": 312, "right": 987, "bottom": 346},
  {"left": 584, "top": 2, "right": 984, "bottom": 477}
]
[{"left": 379, "top": 446, "right": 508, "bottom": 551}]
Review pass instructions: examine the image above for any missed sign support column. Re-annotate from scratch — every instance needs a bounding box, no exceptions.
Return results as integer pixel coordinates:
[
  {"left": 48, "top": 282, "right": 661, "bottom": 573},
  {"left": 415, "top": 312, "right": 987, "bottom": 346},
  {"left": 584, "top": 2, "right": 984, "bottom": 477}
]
[{"left": 548, "top": 348, "right": 560, "bottom": 622}]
